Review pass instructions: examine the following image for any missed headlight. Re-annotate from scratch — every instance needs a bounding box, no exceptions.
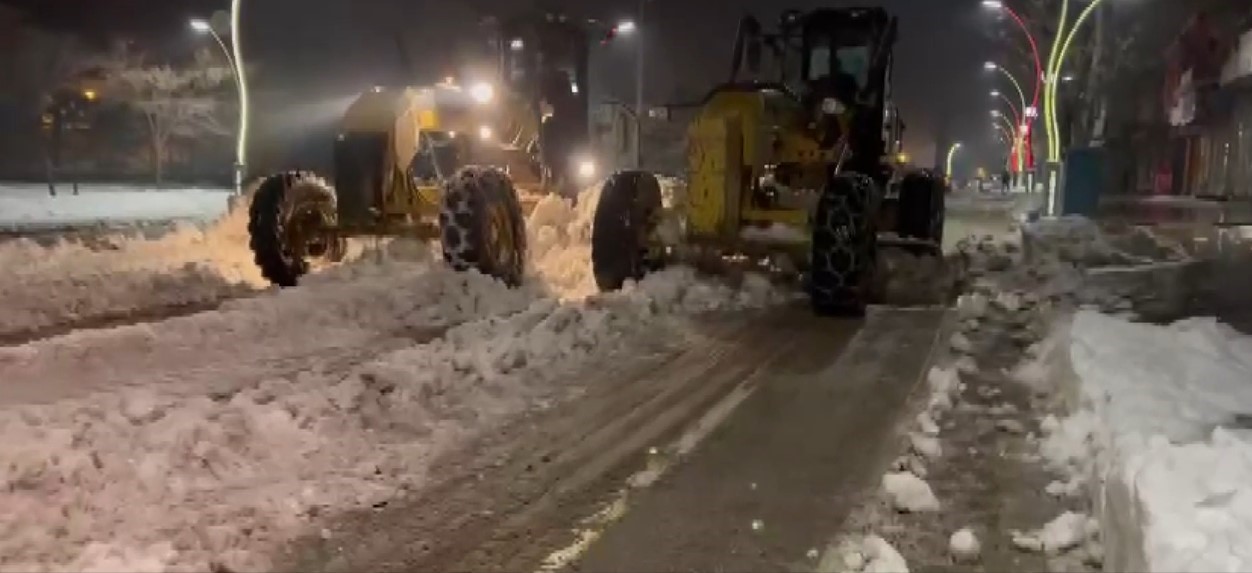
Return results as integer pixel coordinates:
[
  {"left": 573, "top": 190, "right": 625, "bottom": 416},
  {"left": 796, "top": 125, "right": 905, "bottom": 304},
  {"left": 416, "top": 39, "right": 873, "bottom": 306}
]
[
  {"left": 478, "top": 125, "right": 494, "bottom": 140},
  {"left": 576, "top": 158, "right": 597, "bottom": 179},
  {"left": 820, "top": 97, "right": 846, "bottom": 115},
  {"left": 469, "top": 82, "right": 494, "bottom": 104}
]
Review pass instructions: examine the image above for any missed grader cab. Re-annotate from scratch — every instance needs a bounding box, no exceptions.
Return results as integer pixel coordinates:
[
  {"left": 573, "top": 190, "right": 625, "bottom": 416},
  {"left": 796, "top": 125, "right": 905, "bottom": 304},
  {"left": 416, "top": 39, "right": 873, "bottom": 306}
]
[
  {"left": 590, "top": 7, "right": 947, "bottom": 316},
  {"left": 247, "top": 11, "right": 599, "bottom": 287}
]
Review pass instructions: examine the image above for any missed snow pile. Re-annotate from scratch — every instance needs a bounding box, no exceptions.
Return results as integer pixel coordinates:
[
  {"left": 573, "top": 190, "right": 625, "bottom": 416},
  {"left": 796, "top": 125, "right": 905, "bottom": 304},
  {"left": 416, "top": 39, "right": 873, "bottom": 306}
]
[
  {"left": 525, "top": 177, "right": 688, "bottom": 300},
  {"left": 1029, "top": 310, "right": 1252, "bottom": 572},
  {"left": 0, "top": 200, "right": 267, "bottom": 339},
  {"left": 881, "top": 471, "right": 940, "bottom": 513},
  {"left": 1021, "top": 215, "right": 1189, "bottom": 268},
  {"left": 0, "top": 256, "right": 783, "bottom": 571},
  {"left": 1011, "top": 510, "right": 1099, "bottom": 555},
  {"left": 819, "top": 534, "right": 910, "bottom": 573},
  {"left": 0, "top": 184, "right": 230, "bottom": 229},
  {"left": 948, "top": 527, "right": 981, "bottom": 562},
  {"left": 526, "top": 186, "right": 601, "bottom": 299}
]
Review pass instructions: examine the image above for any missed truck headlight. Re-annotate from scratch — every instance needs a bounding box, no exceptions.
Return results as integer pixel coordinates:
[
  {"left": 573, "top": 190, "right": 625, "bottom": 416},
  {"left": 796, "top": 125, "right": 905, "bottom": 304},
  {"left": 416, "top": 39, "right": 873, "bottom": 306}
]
[
  {"left": 478, "top": 125, "right": 494, "bottom": 140},
  {"left": 820, "top": 97, "right": 845, "bottom": 115},
  {"left": 576, "top": 158, "right": 597, "bottom": 180},
  {"left": 469, "top": 82, "right": 494, "bottom": 104}
]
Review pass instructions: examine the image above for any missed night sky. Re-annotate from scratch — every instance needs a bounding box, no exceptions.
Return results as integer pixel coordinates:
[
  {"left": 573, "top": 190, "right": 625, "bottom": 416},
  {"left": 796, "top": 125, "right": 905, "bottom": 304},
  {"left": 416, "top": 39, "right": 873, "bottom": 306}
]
[{"left": 3, "top": 0, "right": 1002, "bottom": 175}]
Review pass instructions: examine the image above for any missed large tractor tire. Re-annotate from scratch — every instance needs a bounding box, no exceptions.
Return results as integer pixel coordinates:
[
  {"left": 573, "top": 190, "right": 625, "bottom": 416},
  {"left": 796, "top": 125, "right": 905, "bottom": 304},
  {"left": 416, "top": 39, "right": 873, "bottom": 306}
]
[
  {"left": 898, "top": 169, "right": 946, "bottom": 246},
  {"left": 592, "top": 170, "right": 664, "bottom": 291},
  {"left": 439, "top": 166, "right": 527, "bottom": 287},
  {"left": 248, "top": 171, "right": 342, "bottom": 287},
  {"left": 810, "top": 173, "right": 880, "bottom": 316}
]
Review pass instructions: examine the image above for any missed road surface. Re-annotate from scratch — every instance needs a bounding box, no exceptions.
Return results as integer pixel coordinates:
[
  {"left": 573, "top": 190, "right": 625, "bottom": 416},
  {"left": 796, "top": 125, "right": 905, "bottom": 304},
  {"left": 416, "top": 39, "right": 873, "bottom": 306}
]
[{"left": 276, "top": 305, "right": 950, "bottom": 572}]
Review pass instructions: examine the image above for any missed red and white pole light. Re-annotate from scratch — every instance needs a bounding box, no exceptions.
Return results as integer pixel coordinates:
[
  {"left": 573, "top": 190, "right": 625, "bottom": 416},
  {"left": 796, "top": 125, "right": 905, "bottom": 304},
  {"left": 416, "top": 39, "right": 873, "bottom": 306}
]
[{"left": 981, "top": 0, "right": 1042, "bottom": 185}]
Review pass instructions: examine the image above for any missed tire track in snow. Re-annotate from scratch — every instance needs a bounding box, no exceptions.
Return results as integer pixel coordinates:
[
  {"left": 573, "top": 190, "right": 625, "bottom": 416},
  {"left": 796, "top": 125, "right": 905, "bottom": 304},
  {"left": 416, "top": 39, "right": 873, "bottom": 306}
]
[{"left": 276, "top": 307, "right": 805, "bottom": 572}]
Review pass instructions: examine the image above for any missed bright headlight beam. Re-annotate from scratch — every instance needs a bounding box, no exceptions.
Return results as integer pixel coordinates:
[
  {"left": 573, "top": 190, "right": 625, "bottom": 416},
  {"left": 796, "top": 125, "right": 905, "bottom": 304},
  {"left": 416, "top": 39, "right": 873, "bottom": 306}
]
[
  {"left": 577, "top": 159, "right": 596, "bottom": 179},
  {"left": 469, "top": 82, "right": 494, "bottom": 104}
]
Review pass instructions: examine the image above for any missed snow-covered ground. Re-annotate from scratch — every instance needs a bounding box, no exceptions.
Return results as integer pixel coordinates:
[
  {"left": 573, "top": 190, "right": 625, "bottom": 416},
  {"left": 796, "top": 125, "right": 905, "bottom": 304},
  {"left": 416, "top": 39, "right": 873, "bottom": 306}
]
[
  {"left": 814, "top": 207, "right": 1220, "bottom": 573},
  {"left": 0, "top": 202, "right": 268, "bottom": 340},
  {"left": 0, "top": 183, "right": 787, "bottom": 571},
  {"left": 0, "top": 184, "right": 230, "bottom": 230},
  {"left": 1031, "top": 311, "right": 1252, "bottom": 572},
  {"left": 947, "top": 213, "right": 1252, "bottom": 572}
]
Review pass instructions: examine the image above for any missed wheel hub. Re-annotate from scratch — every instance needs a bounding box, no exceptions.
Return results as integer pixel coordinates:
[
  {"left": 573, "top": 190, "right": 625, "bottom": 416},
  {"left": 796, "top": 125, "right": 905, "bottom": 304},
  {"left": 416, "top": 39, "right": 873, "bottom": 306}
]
[
  {"left": 285, "top": 205, "right": 335, "bottom": 260},
  {"left": 486, "top": 204, "right": 515, "bottom": 270}
]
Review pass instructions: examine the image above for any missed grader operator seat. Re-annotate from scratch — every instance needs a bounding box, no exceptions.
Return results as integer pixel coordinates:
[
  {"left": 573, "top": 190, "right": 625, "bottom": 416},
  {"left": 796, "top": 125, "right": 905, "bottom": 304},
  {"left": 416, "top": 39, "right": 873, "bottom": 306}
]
[{"left": 797, "top": 8, "right": 897, "bottom": 180}]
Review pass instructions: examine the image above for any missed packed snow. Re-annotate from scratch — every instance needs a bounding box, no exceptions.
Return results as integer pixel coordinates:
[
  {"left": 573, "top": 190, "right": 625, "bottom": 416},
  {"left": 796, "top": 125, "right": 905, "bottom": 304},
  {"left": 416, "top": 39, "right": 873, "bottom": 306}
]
[
  {"left": 881, "top": 471, "right": 940, "bottom": 513},
  {"left": 953, "top": 211, "right": 1252, "bottom": 572},
  {"left": 819, "top": 534, "right": 910, "bottom": 573},
  {"left": 0, "top": 184, "right": 230, "bottom": 229},
  {"left": 0, "top": 183, "right": 789, "bottom": 571},
  {"left": 948, "top": 527, "right": 981, "bottom": 562},
  {"left": 1028, "top": 310, "right": 1252, "bottom": 572},
  {"left": 0, "top": 200, "right": 271, "bottom": 339}
]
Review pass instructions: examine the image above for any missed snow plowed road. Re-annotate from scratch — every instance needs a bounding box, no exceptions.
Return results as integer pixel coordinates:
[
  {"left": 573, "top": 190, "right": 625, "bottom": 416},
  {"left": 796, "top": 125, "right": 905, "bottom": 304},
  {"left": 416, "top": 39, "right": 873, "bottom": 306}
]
[
  {"left": 0, "top": 186, "right": 968, "bottom": 571},
  {"left": 278, "top": 306, "right": 949, "bottom": 572}
]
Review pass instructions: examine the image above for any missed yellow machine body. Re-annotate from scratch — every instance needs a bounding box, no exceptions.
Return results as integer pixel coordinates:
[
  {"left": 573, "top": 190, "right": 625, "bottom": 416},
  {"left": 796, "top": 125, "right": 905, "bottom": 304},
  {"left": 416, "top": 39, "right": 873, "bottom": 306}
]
[
  {"left": 685, "top": 87, "right": 845, "bottom": 254},
  {"left": 333, "top": 84, "right": 548, "bottom": 235}
]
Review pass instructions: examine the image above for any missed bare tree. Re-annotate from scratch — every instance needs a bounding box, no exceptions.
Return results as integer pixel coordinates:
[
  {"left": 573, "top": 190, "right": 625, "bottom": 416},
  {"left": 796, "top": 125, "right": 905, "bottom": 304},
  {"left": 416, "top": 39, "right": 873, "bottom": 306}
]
[{"left": 105, "top": 53, "right": 232, "bottom": 184}]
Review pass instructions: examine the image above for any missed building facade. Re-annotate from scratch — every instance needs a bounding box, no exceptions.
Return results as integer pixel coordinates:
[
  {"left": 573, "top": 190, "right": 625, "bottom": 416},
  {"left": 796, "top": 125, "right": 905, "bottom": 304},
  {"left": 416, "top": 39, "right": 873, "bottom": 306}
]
[{"left": 1166, "top": 9, "right": 1252, "bottom": 199}]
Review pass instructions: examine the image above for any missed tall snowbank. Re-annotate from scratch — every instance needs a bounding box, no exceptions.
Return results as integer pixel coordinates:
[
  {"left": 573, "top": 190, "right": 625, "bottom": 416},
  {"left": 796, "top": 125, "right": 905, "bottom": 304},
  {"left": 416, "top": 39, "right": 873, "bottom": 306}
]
[{"left": 1033, "top": 310, "right": 1252, "bottom": 572}]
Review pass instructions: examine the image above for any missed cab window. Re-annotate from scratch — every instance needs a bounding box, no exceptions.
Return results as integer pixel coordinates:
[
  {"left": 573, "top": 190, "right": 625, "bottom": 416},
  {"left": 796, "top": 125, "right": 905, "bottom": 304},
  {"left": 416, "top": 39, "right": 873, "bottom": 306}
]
[{"left": 835, "top": 45, "right": 871, "bottom": 89}]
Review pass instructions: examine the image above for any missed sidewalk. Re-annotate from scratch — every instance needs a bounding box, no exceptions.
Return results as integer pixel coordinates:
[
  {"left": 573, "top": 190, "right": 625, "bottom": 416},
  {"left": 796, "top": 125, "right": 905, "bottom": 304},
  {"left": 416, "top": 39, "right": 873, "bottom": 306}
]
[{"left": 1098, "top": 194, "right": 1252, "bottom": 226}]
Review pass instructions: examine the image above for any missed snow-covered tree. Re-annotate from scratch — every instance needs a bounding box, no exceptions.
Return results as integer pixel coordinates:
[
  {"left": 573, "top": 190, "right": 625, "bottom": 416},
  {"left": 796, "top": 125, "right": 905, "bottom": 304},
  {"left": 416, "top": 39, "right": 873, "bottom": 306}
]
[{"left": 104, "top": 51, "right": 232, "bottom": 183}]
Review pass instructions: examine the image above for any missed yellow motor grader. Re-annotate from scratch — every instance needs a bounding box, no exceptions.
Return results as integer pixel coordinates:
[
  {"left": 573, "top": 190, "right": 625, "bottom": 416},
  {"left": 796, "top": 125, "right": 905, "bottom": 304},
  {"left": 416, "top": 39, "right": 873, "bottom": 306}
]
[
  {"left": 590, "top": 7, "right": 947, "bottom": 316},
  {"left": 248, "top": 12, "right": 600, "bottom": 287}
]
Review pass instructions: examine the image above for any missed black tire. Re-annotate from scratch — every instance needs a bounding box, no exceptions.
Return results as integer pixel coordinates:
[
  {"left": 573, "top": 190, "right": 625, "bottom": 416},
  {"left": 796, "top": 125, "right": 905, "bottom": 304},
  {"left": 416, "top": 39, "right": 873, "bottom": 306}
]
[
  {"left": 898, "top": 169, "right": 945, "bottom": 245},
  {"left": 810, "top": 173, "right": 879, "bottom": 316},
  {"left": 439, "top": 166, "right": 527, "bottom": 287},
  {"left": 247, "top": 171, "right": 338, "bottom": 288},
  {"left": 592, "top": 170, "right": 663, "bottom": 291}
]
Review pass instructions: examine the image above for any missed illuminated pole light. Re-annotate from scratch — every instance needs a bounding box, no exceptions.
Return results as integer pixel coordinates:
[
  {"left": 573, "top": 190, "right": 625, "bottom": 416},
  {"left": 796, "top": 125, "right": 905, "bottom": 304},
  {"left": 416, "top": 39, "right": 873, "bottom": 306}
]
[
  {"left": 993, "top": 124, "right": 1016, "bottom": 171},
  {"left": 1050, "top": 0, "right": 1104, "bottom": 161},
  {"left": 191, "top": 13, "right": 246, "bottom": 195},
  {"left": 1043, "top": 0, "right": 1070, "bottom": 168},
  {"left": 992, "top": 113, "right": 1021, "bottom": 172},
  {"left": 613, "top": 14, "right": 643, "bottom": 169},
  {"left": 231, "top": 0, "right": 248, "bottom": 195},
  {"left": 1041, "top": 0, "right": 1106, "bottom": 215},
  {"left": 986, "top": 63, "right": 1027, "bottom": 174},
  {"left": 991, "top": 90, "right": 1021, "bottom": 123},
  {"left": 945, "top": 142, "right": 963, "bottom": 180},
  {"left": 981, "top": 0, "right": 1044, "bottom": 175},
  {"left": 991, "top": 91, "right": 1025, "bottom": 179}
]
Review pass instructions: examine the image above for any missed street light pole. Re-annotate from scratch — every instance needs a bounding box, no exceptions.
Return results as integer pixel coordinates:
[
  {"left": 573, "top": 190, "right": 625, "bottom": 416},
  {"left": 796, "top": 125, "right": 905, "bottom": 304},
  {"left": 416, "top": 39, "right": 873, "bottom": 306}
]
[
  {"left": 231, "top": 0, "right": 248, "bottom": 196},
  {"left": 1048, "top": 0, "right": 1105, "bottom": 161},
  {"left": 991, "top": 90, "right": 1021, "bottom": 124},
  {"left": 1040, "top": 0, "right": 1106, "bottom": 215},
  {"left": 945, "top": 142, "right": 963, "bottom": 181},
  {"left": 191, "top": 5, "right": 247, "bottom": 196},
  {"left": 982, "top": 1, "right": 1044, "bottom": 191},
  {"left": 986, "top": 63, "right": 1028, "bottom": 177},
  {"left": 633, "top": 0, "right": 645, "bottom": 169}
]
